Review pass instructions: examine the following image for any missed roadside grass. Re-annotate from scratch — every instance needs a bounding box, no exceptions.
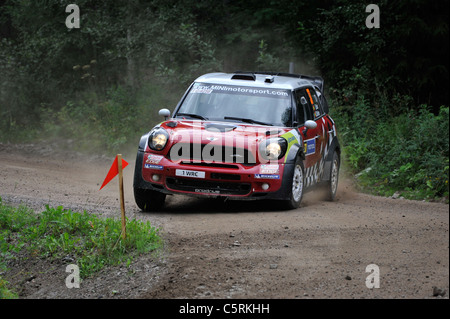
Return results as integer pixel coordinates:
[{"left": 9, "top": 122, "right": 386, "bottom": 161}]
[{"left": 0, "top": 197, "right": 162, "bottom": 298}]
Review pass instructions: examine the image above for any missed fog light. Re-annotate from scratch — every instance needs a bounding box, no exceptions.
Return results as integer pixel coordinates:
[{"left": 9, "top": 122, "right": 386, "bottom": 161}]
[
  {"left": 261, "top": 183, "right": 270, "bottom": 190},
  {"left": 152, "top": 174, "right": 161, "bottom": 182}
]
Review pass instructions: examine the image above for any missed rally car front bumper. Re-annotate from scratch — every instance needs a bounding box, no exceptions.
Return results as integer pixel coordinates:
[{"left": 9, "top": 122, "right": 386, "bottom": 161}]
[{"left": 133, "top": 150, "right": 295, "bottom": 201}]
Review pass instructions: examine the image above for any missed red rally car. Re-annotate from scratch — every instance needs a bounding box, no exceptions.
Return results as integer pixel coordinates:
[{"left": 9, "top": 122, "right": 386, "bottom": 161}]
[{"left": 133, "top": 72, "right": 340, "bottom": 211}]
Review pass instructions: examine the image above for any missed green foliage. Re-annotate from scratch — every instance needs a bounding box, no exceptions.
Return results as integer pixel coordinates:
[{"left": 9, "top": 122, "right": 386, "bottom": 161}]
[
  {"left": 298, "top": 0, "right": 449, "bottom": 112},
  {"left": 256, "top": 40, "right": 285, "bottom": 71},
  {"left": 154, "top": 22, "right": 222, "bottom": 87},
  {"left": 0, "top": 200, "right": 162, "bottom": 280},
  {"left": 0, "top": 0, "right": 224, "bottom": 142},
  {"left": 40, "top": 82, "right": 180, "bottom": 154},
  {"left": 0, "top": 277, "right": 17, "bottom": 299},
  {"left": 333, "top": 99, "right": 449, "bottom": 200},
  {"left": 41, "top": 86, "right": 136, "bottom": 153}
]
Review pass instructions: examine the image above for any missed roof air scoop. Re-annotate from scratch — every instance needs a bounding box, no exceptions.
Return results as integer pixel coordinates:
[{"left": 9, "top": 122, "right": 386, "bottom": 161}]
[
  {"left": 265, "top": 76, "right": 274, "bottom": 83},
  {"left": 231, "top": 73, "right": 256, "bottom": 81}
]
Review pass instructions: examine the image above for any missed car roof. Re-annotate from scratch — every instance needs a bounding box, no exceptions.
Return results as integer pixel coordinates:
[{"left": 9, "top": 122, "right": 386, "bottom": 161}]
[{"left": 194, "top": 72, "right": 324, "bottom": 91}]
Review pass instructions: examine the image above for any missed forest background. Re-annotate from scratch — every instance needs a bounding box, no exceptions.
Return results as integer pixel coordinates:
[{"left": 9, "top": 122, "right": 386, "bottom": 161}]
[{"left": 0, "top": 0, "right": 448, "bottom": 200}]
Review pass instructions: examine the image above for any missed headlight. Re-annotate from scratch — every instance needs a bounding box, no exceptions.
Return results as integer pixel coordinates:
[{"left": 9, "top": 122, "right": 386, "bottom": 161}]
[
  {"left": 260, "top": 138, "right": 287, "bottom": 160},
  {"left": 266, "top": 142, "right": 282, "bottom": 158},
  {"left": 148, "top": 127, "right": 169, "bottom": 151}
]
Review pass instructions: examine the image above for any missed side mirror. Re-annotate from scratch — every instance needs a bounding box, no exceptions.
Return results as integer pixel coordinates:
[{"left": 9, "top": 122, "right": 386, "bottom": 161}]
[
  {"left": 300, "top": 96, "right": 308, "bottom": 105},
  {"left": 304, "top": 120, "right": 317, "bottom": 129},
  {"left": 302, "top": 120, "right": 317, "bottom": 137},
  {"left": 158, "top": 108, "right": 171, "bottom": 120}
]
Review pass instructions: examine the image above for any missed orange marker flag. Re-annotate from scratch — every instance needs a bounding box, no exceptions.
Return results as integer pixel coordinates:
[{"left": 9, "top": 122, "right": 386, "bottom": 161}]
[{"left": 99, "top": 155, "right": 129, "bottom": 190}]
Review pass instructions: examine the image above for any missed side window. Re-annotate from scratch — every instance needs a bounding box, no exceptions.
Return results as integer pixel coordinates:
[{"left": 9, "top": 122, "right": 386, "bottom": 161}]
[
  {"left": 305, "top": 88, "right": 323, "bottom": 119},
  {"left": 314, "top": 88, "right": 329, "bottom": 114},
  {"left": 294, "top": 89, "right": 314, "bottom": 125},
  {"left": 294, "top": 90, "right": 306, "bottom": 125}
]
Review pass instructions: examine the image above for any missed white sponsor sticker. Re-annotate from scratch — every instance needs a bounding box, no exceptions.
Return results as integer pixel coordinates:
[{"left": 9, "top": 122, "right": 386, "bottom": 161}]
[
  {"left": 260, "top": 164, "right": 279, "bottom": 174},
  {"left": 144, "top": 164, "right": 163, "bottom": 170},
  {"left": 175, "top": 169, "right": 205, "bottom": 179},
  {"left": 255, "top": 174, "right": 280, "bottom": 179},
  {"left": 146, "top": 154, "right": 164, "bottom": 164}
]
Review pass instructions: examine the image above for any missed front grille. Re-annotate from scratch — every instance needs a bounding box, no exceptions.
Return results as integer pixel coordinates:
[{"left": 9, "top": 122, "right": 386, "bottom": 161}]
[
  {"left": 210, "top": 173, "right": 241, "bottom": 180},
  {"left": 168, "top": 143, "right": 256, "bottom": 166},
  {"left": 166, "top": 177, "right": 251, "bottom": 195},
  {"left": 181, "top": 161, "right": 240, "bottom": 169}
]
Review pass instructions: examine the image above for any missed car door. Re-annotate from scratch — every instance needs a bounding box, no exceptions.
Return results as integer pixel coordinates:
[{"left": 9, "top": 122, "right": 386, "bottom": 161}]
[{"left": 294, "top": 88, "right": 326, "bottom": 187}]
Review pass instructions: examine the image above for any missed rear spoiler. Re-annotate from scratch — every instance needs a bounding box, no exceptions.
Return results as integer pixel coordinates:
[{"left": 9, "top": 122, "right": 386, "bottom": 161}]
[{"left": 299, "top": 75, "right": 324, "bottom": 93}]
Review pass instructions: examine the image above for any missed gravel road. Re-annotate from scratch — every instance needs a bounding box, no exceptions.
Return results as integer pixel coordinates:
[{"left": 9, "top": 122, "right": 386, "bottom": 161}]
[{"left": 0, "top": 143, "right": 448, "bottom": 299}]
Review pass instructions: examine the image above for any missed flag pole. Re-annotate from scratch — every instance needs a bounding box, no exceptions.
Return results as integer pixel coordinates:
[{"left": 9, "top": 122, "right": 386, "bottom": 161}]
[{"left": 117, "top": 154, "right": 126, "bottom": 240}]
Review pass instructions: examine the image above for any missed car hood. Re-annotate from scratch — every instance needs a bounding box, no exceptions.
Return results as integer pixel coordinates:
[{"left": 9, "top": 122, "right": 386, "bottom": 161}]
[{"left": 159, "top": 119, "right": 289, "bottom": 146}]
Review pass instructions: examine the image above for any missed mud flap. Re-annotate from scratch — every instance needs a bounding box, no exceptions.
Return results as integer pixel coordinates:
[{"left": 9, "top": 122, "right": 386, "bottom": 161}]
[
  {"left": 133, "top": 149, "right": 151, "bottom": 189},
  {"left": 321, "top": 138, "right": 340, "bottom": 181}
]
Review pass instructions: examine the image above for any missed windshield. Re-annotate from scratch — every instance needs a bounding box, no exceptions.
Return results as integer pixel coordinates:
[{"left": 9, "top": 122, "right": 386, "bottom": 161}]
[{"left": 175, "top": 83, "right": 293, "bottom": 127}]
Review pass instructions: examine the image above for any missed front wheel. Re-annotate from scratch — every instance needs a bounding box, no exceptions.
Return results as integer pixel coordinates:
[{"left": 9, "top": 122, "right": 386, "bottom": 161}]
[
  {"left": 134, "top": 188, "right": 166, "bottom": 212},
  {"left": 282, "top": 158, "right": 304, "bottom": 210}
]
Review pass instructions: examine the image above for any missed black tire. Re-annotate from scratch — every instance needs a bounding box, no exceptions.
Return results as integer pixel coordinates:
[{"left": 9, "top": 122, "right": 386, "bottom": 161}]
[
  {"left": 134, "top": 187, "right": 166, "bottom": 211},
  {"left": 325, "top": 151, "right": 340, "bottom": 201},
  {"left": 282, "top": 157, "right": 305, "bottom": 210}
]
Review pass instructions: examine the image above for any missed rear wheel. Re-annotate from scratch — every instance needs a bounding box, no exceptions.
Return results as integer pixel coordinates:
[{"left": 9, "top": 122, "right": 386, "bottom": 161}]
[
  {"left": 283, "top": 157, "right": 304, "bottom": 209},
  {"left": 325, "top": 151, "right": 340, "bottom": 201},
  {"left": 134, "top": 188, "right": 166, "bottom": 211}
]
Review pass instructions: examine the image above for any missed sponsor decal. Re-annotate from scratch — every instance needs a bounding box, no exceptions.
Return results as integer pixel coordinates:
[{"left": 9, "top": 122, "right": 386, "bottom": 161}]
[
  {"left": 195, "top": 189, "right": 220, "bottom": 194},
  {"left": 260, "top": 164, "right": 279, "bottom": 174},
  {"left": 146, "top": 154, "right": 164, "bottom": 164},
  {"left": 144, "top": 164, "right": 164, "bottom": 170},
  {"left": 176, "top": 169, "right": 205, "bottom": 178},
  {"left": 189, "top": 83, "right": 289, "bottom": 98},
  {"left": 287, "top": 135, "right": 297, "bottom": 144},
  {"left": 306, "top": 88, "right": 314, "bottom": 105},
  {"left": 281, "top": 129, "right": 302, "bottom": 163},
  {"left": 191, "top": 86, "right": 213, "bottom": 94},
  {"left": 255, "top": 174, "right": 280, "bottom": 179},
  {"left": 304, "top": 139, "right": 316, "bottom": 156}
]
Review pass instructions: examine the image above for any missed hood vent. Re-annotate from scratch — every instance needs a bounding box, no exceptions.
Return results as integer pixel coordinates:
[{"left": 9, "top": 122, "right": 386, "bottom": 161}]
[
  {"left": 204, "top": 123, "right": 237, "bottom": 132},
  {"left": 166, "top": 121, "right": 178, "bottom": 128},
  {"left": 265, "top": 129, "right": 281, "bottom": 136}
]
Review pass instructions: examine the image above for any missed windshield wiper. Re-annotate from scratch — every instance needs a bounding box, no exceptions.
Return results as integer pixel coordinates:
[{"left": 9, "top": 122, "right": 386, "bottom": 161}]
[
  {"left": 176, "top": 113, "right": 208, "bottom": 120},
  {"left": 223, "top": 116, "right": 273, "bottom": 126}
]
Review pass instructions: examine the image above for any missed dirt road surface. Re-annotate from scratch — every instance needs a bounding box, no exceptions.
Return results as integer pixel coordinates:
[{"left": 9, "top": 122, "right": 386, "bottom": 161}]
[{"left": 0, "top": 143, "right": 448, "bottom": 299}]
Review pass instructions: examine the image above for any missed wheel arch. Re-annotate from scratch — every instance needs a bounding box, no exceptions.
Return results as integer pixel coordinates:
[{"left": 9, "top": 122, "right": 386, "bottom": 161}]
[{"left": 285, "top": 142, "right": 305, "bottom": 164}]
